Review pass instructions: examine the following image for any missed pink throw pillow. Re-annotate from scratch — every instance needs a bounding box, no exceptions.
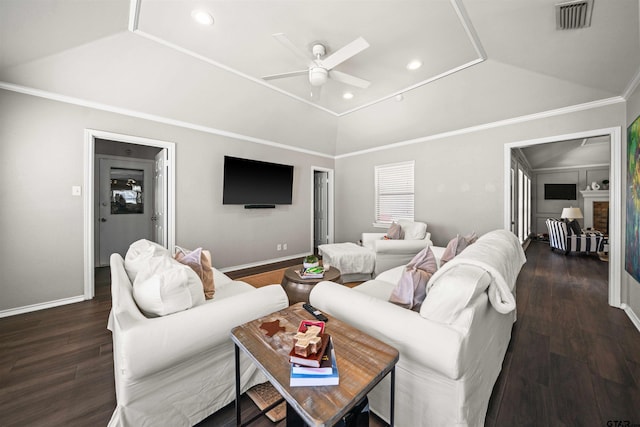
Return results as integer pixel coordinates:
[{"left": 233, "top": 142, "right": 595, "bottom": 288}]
[
  {"left": 389, "top": 246, "right": 437, "bottom": 311},
  {"left": 175, "top": 246, "right": 215, "bottom": 299},
  {"left": 439, "top": 232, "right": 478, "bottom": 266},
  {"left": 386, "top": 222, "right": 404, "bottom": 240}
]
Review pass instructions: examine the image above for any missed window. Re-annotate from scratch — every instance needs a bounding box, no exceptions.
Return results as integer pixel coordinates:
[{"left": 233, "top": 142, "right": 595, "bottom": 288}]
[
  {"left": 374, "top": 161, "right": 414, "bottom": 226},
  {"left": 110, "top": 168, "right": 144, "bottom": 214}
]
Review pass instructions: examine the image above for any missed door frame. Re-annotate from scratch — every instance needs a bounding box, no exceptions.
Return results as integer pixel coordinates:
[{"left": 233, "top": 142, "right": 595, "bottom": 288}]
[
  {"left": 310, "top": 166, "right": 334, "bottom": 252},
  {"left": 83, "top": 129, "right": 176, "bottom": 299},
  {"left": 503, "top": 126, "right": 622, "bottom": 307}
]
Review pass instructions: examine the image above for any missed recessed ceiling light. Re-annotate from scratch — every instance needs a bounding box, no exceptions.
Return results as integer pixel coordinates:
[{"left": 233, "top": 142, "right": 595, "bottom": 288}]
[
  {"left": 343, "top": 92, "right": 354, "bottom": 100},
  {"left": 406, "top": 60, "right": 422, "bottom": 71},
  {"left": 191, "top": 10, "right": 214, "bottom": 26}
]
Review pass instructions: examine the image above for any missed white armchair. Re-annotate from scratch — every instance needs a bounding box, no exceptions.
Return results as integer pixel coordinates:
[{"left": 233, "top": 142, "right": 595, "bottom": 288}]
[{"left": 362, "top": 220, "right": 432, "bottom": 276}]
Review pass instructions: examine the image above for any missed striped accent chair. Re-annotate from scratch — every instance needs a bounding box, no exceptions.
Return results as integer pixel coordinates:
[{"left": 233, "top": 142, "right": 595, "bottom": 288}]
[{"left": 545, "top": 218, "right": 605, "bottom": 254}]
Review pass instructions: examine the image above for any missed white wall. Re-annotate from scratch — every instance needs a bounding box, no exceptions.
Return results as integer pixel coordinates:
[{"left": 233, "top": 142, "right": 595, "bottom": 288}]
[
  {"left": 334, "top": 103, "right": 625, "bottom": 248},
  {"left": 0, "top": 89, "right": 333, "bottom": 312},
  {"left": 533, "top": 166, "right": 609, "bottom": 234},
  {"left": 624, "top": 83, "right": 640, "bottom": 326}
]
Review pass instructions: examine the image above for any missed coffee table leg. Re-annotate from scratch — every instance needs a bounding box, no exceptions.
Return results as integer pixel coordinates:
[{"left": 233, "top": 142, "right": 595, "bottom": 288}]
[
  {"left": 390, "top": 366, "right": 395, "bottom": 427},
  {"left": 235, "top": 344, "right": 241, "bottom": 426}
]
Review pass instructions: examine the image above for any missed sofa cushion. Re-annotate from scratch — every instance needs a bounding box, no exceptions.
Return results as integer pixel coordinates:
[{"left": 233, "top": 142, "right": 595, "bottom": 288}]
[
  {"left": 440, "top": 232, "right": 478, "bottom": 266},
  {"left": 398, "top": 220, "right": 427, "bottom": 240},
  {"left": 389, "top": 246, "right": 437, "bottom": 311},
  {"left": 132, "top": 254, "right": 205, "bottom": 317},
  {"left": 124, "top": 239, "right": 170, "bottom": 282},
  {"left": 386, "top": 222, "right": 404, "bottom": 239},
  {"left": 175, "top": 246, "right": 215, "bottom": 299},
  {"left": 420, "top": 264, "right": 492, "bottom": 324}
]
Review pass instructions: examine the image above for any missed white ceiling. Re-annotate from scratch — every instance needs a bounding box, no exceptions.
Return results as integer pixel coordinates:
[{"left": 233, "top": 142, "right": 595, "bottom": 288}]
[
  {"left": 134, "top": 0, "right": 484, "bottom": 115},
  {"left": 519, "top": 135, "right": 611, "bottom": 170},
  {"left": 0, "top": 0, "right": 639, "bottom": 156}
]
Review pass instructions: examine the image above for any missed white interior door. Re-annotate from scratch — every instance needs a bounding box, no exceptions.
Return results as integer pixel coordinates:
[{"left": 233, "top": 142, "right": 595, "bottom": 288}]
[
  {"left": 314, "top": 171, "right": 329, "bottom": 247},
  {"left": 153, "top": 149, "right": 167, "bottom": 247},
  {"left": 98, "top": 158, "right": 154, "bottom": 266}
]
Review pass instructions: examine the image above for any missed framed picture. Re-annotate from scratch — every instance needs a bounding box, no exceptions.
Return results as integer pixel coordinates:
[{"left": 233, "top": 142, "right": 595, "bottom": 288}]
[{"left": 626, "top": 114, "right": 640, "bottom": 282}]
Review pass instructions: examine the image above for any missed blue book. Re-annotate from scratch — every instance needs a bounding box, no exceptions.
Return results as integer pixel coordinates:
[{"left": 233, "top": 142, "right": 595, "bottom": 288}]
[{"left": 290, "top": 343, "right": 338, "bottom": 387}]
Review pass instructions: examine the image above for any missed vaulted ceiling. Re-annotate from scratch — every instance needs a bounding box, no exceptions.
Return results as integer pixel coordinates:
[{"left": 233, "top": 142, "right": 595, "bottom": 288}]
[{"left": 1, "top": 0, "right": 638, "bottom": 157}]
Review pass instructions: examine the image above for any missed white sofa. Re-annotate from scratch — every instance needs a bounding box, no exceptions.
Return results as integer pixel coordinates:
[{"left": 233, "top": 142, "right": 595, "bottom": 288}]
[
  {"left": 107, "top": 242, "right": 289, "bottom": 426},
  {"left": 310, "top": 230, "right": 526, "bottom": 427},
  {"left": 362, "top": 219, "right": 433, "bottom": 276}
]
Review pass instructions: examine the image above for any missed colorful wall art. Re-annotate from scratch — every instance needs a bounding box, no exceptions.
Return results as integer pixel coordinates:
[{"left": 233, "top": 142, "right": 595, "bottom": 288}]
[{"left": 626, "top": 115, "right": 640, "bottom": 282}]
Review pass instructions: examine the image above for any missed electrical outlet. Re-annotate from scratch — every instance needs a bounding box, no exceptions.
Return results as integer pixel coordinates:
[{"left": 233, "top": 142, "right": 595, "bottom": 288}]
[
  {"left": 283, "top": 243, "right": 287, "bottom": 250},
  {"left": 277, "top": 244, "right": 282, "bottom": 251}
]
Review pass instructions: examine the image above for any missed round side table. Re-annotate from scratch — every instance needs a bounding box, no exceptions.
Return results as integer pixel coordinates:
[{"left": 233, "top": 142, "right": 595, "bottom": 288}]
[{"left": 281, "top": 265, "right": 342, "bottom": 305}]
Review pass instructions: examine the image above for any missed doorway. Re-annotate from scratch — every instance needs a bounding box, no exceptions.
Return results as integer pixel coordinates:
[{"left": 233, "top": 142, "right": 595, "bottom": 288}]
[
  {"left": 96, "top": 155, "right": 155, "bottom": 266},
  {"left": 83, "top": 130, "right": 176, "bottom": 299},
  {"left": 504, "top": 126, "right": 622, "bottom": 307},
  {"left": 311, "top": 167, "right": 334, "bottom": 253}
]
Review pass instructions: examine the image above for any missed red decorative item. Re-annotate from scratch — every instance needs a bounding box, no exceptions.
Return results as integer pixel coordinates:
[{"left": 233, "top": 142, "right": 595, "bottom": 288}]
[{"left": 259, "top": 320, "right": 285, "bottom": 337}]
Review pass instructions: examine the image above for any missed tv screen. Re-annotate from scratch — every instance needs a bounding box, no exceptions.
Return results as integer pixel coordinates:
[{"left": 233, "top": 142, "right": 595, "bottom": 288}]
[
  {"left": 544, "top": 183, "right": 577, "bottom": 200},
  {"left": 223, "top": 156, "right": 293, "bottom": 206}
]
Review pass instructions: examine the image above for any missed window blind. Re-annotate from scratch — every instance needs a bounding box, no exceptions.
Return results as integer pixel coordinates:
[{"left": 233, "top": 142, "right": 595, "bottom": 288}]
[{"left": 375, "top": 161, "right": 414, "bottom": 224}]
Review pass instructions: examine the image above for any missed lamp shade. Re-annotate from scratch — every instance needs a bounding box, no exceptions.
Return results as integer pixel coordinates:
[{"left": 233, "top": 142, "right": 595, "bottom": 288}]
[{"left": 561, "top": 207, "right": 583, "bottom": 219}]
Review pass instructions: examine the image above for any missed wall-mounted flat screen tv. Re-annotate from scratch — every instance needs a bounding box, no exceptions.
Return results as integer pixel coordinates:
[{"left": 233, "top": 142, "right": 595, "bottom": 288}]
[
  {"left": 222, "top": 156, "right": 293, "bottom": 206},
  {"left": 544, "top": 183, "right": 577, "bottom": 200}
]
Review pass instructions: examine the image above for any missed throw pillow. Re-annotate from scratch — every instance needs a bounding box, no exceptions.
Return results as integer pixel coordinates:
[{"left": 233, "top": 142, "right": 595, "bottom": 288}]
[
  {"left": 386, "top": 222, "right": 404, "bottom": 240},
  {"left": 439, "top": 232, "right": 478, "bottom": 266},
  {"left": 567, "top": 219, "right": 582, "bottom": 236},
  {"left": 398, "top": 220, "right": 427, "bottom": 240},
  {"left": 132, "top": 255, "right": 205, "bottom": 317},
  {"left": 389, "top": 246, "right": 437, "bottom": 311},
  {"left": 175, "top": 246, "right": 215, "bottom": 299},
  {"left": 124, "top": 239, "right": 170, "bottom": 282}
]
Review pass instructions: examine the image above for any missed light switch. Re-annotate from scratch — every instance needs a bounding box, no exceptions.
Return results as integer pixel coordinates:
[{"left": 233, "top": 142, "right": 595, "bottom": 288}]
[{"left": 72, "top": 186, "right": 82, "bottom": 196}]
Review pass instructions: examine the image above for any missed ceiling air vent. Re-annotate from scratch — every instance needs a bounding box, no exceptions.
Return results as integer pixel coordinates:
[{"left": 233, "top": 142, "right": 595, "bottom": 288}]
[{"left": 555, "top": 0, "right": 593, "bottom": 30}]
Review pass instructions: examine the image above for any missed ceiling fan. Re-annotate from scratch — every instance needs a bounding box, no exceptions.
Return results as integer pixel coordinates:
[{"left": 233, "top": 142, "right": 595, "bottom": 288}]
[{"left": 262, "top": 33, "right": 371, "bottom": 91}]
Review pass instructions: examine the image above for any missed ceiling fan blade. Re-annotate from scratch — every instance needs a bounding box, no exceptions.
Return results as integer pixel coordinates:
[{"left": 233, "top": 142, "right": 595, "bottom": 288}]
[
  {"left": 262, "top": 70, "right": 308, "bottom": 81},
  {"left": 272, "top": 33, "right": 314, "bottom": 67},
  {"left": 329, "top": 70, "right": 371, "bottom": 89},
  {"left": 319, "top": 37, "right": 369, "bottom": 70}
]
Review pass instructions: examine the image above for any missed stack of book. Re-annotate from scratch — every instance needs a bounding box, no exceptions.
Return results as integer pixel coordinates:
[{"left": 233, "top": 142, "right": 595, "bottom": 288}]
[
  {"left": 297, "top": 265, "right": 325, "bottom": 279},
  {"left": 289, "top": 322, "right": 339, "bottom": 387}
]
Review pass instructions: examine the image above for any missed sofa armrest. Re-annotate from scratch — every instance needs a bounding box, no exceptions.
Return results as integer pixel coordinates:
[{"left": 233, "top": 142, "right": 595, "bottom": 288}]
[
  {"left": 309, "top": 281, "right": 465, "bottom": 379},
  {"left": 362, "top": 232, "right": 386, "bottom": 249},
  {"left": 113, "top": 284, "right": 288, "bottom": 381}
]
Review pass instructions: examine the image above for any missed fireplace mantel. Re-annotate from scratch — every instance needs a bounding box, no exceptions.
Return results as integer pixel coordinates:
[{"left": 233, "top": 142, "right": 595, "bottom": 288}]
[{"left": 580, "top": 190, "right": 609, "bottom": 230}]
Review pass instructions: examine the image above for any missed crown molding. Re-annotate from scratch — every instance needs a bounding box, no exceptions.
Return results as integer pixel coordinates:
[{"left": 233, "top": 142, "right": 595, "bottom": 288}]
[
  {"left": 532, "top": 163, "right": 610, "bottom": 172},
  {"left": 623, "top": 65, "right": 640, "bottom": 100},
  {"left": 0, "top": 81, "right": 334, "bottom": 159},
  {"left": 1, "top": 81, "right": 625, "bottom": 162},
  {"left": 335, "top": 96, "right": 625, "bottom": 159}
]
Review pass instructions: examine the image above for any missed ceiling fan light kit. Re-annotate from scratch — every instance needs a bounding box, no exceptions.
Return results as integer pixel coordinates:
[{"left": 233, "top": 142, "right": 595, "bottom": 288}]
[{"left": 309, "top": 67, "right": 328, "bottom": 86}]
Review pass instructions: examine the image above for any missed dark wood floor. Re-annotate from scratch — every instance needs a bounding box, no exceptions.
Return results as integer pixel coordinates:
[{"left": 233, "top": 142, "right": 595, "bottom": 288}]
[{"left": 1, "top": 241, "right": 639, "bottom": 426}]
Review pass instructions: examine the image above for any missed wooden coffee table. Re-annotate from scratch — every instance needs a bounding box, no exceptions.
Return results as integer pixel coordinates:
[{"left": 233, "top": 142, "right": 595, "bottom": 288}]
[
  {"left": 280, "top": 265, "right": 342, "bottom": 304},
  {"left": 231, "top": 302, "right": 399, "bottom": 427}
]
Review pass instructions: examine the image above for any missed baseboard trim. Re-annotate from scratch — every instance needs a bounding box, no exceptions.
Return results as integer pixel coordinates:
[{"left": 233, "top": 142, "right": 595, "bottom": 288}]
[
  {"left": 0, "top": 295, "right": 86, "bottom": 318},
  {"left": 621, "top": 303, "right": 640, "bottom": 332},
  {"left": 219, "top": 252, "right": 310, "bottom": 276}
]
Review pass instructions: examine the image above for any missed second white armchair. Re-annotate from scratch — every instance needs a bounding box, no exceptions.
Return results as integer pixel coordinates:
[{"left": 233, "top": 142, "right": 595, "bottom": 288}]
[{"left": 362, "top": 220, "right": 432, "bottom": 276}]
